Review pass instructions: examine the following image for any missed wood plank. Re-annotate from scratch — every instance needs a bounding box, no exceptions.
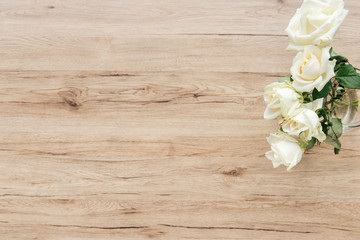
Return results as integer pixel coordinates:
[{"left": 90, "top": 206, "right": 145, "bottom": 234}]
[
  {"left": 1, "top": 36, "right": 360, "bottom": 73},
  {"left": 0, "top": 0, "right": 359, "bottom": 38},
  {"left": 0, "top": 35, "right": 289, "bottom": 72}
]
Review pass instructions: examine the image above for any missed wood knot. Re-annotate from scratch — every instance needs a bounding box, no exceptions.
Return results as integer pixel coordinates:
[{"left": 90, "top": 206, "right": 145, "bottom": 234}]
[
  {"left": 193, "top": 93, "right": 199, "bottom": 98},
  {"left": 58, "top": 88, "right": 83, "bottom": 110},
  {"left": 222, "top": 167, "right": 246, "bottom": 177}
]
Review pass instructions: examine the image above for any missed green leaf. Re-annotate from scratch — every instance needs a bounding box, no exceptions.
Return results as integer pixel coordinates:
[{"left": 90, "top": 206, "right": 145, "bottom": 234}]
[
  {"left": 329, "top": 118, "right": 343, "bottom": 138},
  {"left": 306, "top": 137, "right": 316, "bottom": 150},
  {"left": 278, "top": 77, "right": 290, "bottom": 83},
  {"left": 335, "top": 65, "right": 360, "bottom": 89},
  {"left": 321, "top": 122, "right": 328, "bottom": 135},
  {"left": 312, "top": 81, "right": 332, "bottom": 100},
  {"left": 317, "top": 108, "right": 328, "bottom": 122},
  {"left": 334, "top": 148, "right": 340, "bottom": 155},
  {"left": 329, "top": 48, "right": 348, "bottom": 63},
  {"left": 303, "top": 97, "right": 312, "bottom": 104},
  {"left": 335, "top": 62, "right": 346, "bottom": 72},
  {"left": 324, "top": 136, "right": 341, "bottom": 149}
]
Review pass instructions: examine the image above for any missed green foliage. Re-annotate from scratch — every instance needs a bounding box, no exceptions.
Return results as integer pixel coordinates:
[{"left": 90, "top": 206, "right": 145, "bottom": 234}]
[
  {"left": 322, "top": 117, "right": 343, "bottom": 154},
  {"left": 335, "top": 65, "right": 360, "bottom": 89},
  {"left": 329, "top": 118, "right": 343, "bottom": 138},
  {"left": 329, "top": 47, "right": 348, "bottom": 63},
  {"left": 317, "top": 108, "right": 328, "bottom": 122},
  {"left": 321, "top": 122, "right": 328, "bottom": 135},
  {"left": 302, "top": 92, "right": 312, "bottom": 103},
  {"left": 330, "top": 48, "right": 348, "bottom": 72},
  {"left": 306, "top": 137, "right": 316, "bottom": 150},
  {"left": 312, "top": 81, "right": 332, "bottom": 100},
  {"left": 324, "top": 135, "right": 341, "bottom": 149}
]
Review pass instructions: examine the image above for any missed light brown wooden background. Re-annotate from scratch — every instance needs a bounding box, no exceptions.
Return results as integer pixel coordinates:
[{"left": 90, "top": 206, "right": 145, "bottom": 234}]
[{"left": 0, "top": 0, "right": 359, "bottom": 239}]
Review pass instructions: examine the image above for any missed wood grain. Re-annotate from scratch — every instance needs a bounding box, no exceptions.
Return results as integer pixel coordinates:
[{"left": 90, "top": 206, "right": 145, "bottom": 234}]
[{"left": 0, "top": 0, "right": 360, "bottom": 239}]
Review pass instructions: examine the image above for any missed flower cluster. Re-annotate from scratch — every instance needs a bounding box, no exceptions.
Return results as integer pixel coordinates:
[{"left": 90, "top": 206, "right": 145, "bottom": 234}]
[{"left": 264, "top": 0, "right": 360, "bottom": 171}]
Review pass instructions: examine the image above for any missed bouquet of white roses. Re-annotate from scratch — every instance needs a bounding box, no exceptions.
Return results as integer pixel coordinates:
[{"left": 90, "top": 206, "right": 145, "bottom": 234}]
[{"left": 265, "top": 0, "right": 360, "bottom": 171}]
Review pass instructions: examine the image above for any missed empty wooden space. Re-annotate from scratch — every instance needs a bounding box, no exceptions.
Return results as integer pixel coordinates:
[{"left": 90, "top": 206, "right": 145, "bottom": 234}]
[{"left": 0, "top": 0, "right": 359, "bottom": 239}]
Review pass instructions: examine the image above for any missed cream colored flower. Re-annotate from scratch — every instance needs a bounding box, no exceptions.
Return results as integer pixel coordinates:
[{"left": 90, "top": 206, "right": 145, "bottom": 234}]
[
  {"left": 282, "top": 108, "right": 326, "bottom": 142},
  {"left": 286, "top": 0, "right": 348, "bottom": 51},
  {"left": 304, "top": 98, "right": 324, "bottom": 112},
  {"left": 266, "top": 132, "right": 304, "bottom": 171},
  {"left": 264, "top": 82, "right": 302, "bottom": 120},
  {"left": 291, "top": 46, "right": 335, "bottom": 92}
]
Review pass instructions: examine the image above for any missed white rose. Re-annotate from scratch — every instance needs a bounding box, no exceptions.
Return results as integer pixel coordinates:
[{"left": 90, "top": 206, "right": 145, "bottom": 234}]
[
  {"left": 291, "top": 46, "right": 335, "bottom": 92},
  {"left": 303, "top": 98, "right": 323, "bottom": 112},
  {"left": 286, "top": 0, "right": 348, "bottom": 51},
  {"left": 282, "top": 108, "right": 326, "bottom": 142},
  {"left": 264, "top": 82, "right": 302, "bottom": 120},
  {"left": 266, "top": 132, "right": 304, "bottom": 171}
]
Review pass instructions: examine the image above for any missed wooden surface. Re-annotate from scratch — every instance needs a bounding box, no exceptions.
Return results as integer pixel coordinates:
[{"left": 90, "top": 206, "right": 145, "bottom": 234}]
[{"left": 0, "top": 0, "right": 360, "bottom": 239}]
